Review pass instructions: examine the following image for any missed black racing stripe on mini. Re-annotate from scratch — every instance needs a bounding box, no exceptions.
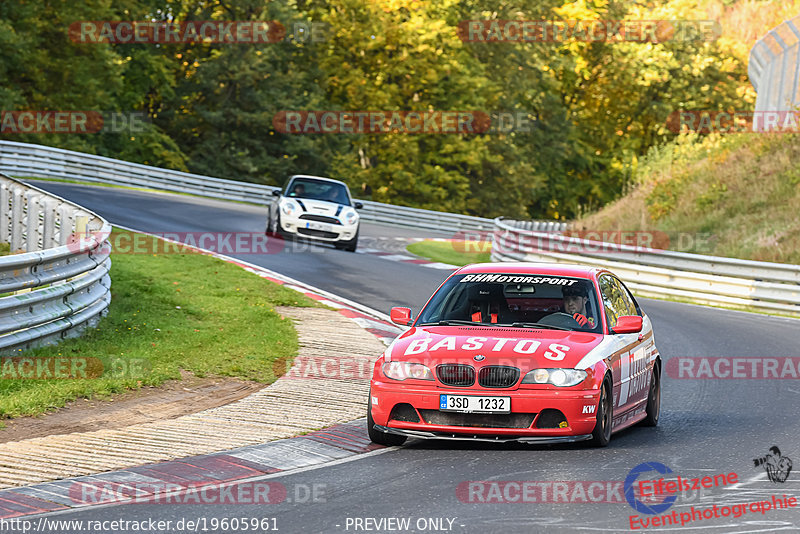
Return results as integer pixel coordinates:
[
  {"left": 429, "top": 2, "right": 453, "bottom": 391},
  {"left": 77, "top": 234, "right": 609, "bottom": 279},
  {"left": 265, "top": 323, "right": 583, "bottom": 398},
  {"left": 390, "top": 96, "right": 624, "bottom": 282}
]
[
  {"left": 335, "top": 205, "right": 343, "bottom": 216},
  {"left": 296, "top": 200, "right": 307, "bottom": 212}
]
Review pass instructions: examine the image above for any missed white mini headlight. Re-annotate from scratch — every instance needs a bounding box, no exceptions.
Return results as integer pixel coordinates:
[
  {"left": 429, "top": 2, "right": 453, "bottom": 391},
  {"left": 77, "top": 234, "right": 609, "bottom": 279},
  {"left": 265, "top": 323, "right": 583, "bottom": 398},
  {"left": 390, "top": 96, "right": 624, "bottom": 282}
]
[
  {"left": 522, "top": 368, "right": 586, "bottom": 387},
  {"left": 344, "top": 210, "right": 358, "bottom": 225},
  {"left": 382, "top": 362, "right": 434, "bottom": 381},
  {"left": 281, "top": 201, "right": 297, "bottom": 216}
]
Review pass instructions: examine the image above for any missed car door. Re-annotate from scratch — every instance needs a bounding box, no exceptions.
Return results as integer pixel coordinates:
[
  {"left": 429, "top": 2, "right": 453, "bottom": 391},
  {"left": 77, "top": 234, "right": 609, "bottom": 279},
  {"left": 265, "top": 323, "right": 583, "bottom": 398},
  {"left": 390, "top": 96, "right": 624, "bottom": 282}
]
[{"left": 598, "top": 274, "right": 650, "bottom": 422}]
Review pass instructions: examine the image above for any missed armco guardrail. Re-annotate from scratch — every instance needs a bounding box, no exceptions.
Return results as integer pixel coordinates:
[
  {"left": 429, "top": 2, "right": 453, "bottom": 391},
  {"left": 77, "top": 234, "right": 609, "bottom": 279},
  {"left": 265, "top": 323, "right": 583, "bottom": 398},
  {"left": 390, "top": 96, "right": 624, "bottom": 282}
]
[
  {"left": 491, "top": 218, "right": 800, "bottom": 315},
  {"left": 0, "top": 141, "right": 566, "bottom": 234},
  {"left": 748, "top": 15, "right": 800, "bottom": 120},
  {"left": 0, "top": 173, "right": 111, "bottom": 353}
]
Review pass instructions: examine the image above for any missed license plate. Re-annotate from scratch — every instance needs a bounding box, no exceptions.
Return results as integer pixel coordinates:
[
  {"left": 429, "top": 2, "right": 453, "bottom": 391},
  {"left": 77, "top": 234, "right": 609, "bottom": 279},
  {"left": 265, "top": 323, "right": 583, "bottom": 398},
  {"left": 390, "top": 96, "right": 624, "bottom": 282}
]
[
  {"left": 439, "top": 394, "right": 510, "bottom": 413},
  {"left": 306, "top": 221, "right": 332, "bottom": 232}
]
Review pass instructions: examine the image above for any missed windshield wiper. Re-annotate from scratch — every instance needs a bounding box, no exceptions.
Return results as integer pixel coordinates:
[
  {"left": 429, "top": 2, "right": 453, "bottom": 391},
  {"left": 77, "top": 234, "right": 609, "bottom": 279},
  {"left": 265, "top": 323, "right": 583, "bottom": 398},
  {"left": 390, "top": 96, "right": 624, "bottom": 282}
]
[{"left": 507, "top": 322, "right": 573, "bottom": 331}]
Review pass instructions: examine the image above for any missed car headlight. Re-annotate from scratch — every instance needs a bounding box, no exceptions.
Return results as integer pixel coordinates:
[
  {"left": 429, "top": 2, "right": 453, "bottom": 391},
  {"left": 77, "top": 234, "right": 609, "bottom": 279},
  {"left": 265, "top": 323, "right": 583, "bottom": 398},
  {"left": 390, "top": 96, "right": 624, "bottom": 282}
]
[
  {"left": 344, "top": 210, "right": 358, "bottom": 225},
  {"left": 521, "top": 368, "right": 587, "bottom": 387},
  {"left": 281, "top": 201, "right": 297, "bottom": 216},
  {"left": 382, "top": 362, "right": 434, "bottom": 381}
]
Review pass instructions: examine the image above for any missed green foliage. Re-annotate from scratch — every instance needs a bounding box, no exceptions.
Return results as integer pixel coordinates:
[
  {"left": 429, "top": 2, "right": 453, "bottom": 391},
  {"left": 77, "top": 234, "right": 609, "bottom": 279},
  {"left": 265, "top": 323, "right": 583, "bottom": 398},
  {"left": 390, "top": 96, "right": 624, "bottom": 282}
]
[{"left": 0, "top": 0, "right": 759, "bottom": 218}]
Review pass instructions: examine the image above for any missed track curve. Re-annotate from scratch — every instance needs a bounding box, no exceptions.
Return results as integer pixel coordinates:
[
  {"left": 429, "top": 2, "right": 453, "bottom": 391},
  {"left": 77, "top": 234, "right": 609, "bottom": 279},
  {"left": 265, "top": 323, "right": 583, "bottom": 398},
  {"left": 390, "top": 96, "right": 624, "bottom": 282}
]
[{"left": 27, "top": 181, "right": 800, "bottom": 533}]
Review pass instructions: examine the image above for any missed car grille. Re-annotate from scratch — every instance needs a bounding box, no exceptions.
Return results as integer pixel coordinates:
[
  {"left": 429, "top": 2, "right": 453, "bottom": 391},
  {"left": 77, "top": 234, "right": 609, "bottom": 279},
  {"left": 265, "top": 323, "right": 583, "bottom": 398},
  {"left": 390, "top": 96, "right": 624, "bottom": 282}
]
[
  {"left": 478, "top": 366, "right": 520, "bottom": 388},
  {"left": 297, "top": 228, "right": 339, "bottom": 239},
  {"left": 419, "top": 410, "right": 536, "bottom": 429},
  {"left": 436, "top": 364, "right": 475, "bottom": 387},
  {"left": 299, "top": 214, "right": 341, "bottom": 225}
]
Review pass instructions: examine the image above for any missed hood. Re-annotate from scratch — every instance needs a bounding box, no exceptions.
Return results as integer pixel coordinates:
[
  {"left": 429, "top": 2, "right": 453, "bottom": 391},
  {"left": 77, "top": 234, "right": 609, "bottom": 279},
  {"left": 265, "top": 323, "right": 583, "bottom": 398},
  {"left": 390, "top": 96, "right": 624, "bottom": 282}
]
[
  {"left": 385, "top": 325, "right": 604, "bottom": 369},
  {"left": 285, "top": 197, "right": 349, "bottom": 217}
]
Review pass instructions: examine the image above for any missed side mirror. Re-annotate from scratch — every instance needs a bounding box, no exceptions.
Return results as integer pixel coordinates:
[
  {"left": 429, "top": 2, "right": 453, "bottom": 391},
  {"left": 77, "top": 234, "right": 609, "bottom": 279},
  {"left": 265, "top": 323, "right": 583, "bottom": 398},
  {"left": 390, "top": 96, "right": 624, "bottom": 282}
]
[
  {"left": 612, "top": 315, "right": 643, "bottom": 334},
  {"left": 390, "top": 307, "right": 412, "bottom": 326},
  {"left": 354, "top": 202, "right": 363, "bottom": 209},
  {"left": 271, "top": 189, "right": 281, "bottom": 197}
]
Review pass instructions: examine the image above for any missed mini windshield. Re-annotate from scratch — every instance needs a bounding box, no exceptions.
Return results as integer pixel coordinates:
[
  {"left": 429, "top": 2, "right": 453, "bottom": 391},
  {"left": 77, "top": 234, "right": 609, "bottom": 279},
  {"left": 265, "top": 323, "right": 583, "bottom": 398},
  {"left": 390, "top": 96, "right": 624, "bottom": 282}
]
[
  {"left": 286, "top": 177, "right": 351, "bottom": 205},
  {"left": 415, "top": 273, "right": 601, "bottom": 332}
]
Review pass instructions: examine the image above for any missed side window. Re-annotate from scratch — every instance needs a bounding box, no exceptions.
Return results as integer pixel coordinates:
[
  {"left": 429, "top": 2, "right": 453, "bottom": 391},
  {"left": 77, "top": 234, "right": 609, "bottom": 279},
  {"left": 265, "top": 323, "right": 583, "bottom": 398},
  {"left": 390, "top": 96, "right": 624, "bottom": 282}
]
[
  {"left": 598, "top": 275, "right": 628, "bottom": 329},
  {"left": 613, "top": 277, "right": 641, "bottom": 316}
]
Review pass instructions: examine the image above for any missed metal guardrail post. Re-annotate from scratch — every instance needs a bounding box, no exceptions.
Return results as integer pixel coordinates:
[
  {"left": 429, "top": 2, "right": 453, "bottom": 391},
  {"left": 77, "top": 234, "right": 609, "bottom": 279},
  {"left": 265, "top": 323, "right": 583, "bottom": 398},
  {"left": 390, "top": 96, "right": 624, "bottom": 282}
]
[
  {"left": 25, "top": 190, "right": 41, "bottom": 252},
  {"left": 10, "top": 187, "right": 23, "bottom": 252},
  {"left": 0, "top": 182, "right": 8, "bottom": 244}
]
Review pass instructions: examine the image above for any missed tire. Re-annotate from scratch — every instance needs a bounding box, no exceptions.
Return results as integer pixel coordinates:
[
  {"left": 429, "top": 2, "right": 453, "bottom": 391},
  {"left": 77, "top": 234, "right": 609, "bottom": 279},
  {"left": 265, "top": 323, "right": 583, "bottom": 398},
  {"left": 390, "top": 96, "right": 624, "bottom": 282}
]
[
  {"left": 367, "top": 403, "right": 407, "bottom": 446},
  {"left": 265, "top": 210, "right": 275, "bottom": 236},
  {"left": 272, "top": 213, "right": 291, "bottom": 241},
  {"left": 589, "top": 378, "right": 613, "bottom": 447},
  {"left": 641, "top": 363, "right": 661, "bottom": 427},
  {"left": 336, "top": 229, "right": 358, "bottom": 252}
]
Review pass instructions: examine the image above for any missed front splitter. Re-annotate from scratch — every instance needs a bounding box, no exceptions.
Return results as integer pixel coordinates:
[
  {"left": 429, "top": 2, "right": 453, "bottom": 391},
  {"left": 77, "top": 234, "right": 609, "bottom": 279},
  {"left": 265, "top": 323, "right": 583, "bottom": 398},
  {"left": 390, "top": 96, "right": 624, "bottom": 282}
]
[{"left": 374, "top": 425, "right": 592, "bottom": 444}]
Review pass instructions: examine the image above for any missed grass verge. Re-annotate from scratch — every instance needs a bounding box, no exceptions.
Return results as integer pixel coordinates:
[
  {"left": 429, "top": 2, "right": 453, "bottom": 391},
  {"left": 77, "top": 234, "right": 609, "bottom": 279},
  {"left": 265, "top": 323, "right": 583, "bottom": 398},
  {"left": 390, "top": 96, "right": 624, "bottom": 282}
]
[
  {"left": 407, "top": 240, "right": 491, "bottom": 266},
  {"left": 0, "top": 228, "right": 318, "bottom": 421}
]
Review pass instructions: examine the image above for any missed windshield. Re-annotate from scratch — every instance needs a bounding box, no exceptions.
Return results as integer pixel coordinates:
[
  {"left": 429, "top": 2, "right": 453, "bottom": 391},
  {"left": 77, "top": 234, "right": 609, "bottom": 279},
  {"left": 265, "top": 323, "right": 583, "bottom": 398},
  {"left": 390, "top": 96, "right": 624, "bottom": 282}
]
[
  {"left": 285, "top": 177, "right": 351, "bottom": 205},
  {"left": 415, "top": 273, "right": 601, "bottom": 332}
]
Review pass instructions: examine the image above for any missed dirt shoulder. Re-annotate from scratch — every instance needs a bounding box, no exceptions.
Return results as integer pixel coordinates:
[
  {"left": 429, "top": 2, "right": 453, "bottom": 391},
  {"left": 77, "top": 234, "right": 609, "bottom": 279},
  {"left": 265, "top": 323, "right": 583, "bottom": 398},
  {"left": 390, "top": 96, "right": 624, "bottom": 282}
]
[{"left": 0, "top": 371, "right": 263, "bottom": 444}]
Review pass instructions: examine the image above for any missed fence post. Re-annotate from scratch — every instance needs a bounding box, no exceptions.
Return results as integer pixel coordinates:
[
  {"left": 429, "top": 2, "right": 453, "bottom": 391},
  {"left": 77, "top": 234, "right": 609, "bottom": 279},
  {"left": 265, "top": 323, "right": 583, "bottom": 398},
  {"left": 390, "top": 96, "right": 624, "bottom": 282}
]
[
  {"left": 10, "top": 187, "right": 23, "bottom": 252},
  {"left": 0, "top": 182, "right": 9, "bottom": 244}
]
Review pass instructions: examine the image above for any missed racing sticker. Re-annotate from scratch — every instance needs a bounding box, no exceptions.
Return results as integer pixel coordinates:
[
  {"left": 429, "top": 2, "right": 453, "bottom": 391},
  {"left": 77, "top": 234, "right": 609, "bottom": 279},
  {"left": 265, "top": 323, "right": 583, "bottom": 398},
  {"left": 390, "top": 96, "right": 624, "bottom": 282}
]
[{"left": 461, "top": 274, "right": 577, "bottom": 285}]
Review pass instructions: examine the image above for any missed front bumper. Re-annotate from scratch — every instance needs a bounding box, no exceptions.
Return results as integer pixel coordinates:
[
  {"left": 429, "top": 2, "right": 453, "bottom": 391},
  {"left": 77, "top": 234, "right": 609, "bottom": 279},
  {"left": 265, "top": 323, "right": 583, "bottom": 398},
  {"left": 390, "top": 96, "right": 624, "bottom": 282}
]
[
  {"left": 370, "top": 380, "right": 601, "bottom": 438},
  {"left": 280, "top": 213, "right": 357, "bottom": 242}
]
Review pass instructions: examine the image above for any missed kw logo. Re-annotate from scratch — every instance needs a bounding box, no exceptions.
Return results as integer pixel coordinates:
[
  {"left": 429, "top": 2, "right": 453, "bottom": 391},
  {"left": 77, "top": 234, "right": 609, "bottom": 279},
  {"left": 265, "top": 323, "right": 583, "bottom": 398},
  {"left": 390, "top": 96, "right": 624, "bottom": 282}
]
[{"left": 582, "top": 405, "right": 596, "bottom": 414}]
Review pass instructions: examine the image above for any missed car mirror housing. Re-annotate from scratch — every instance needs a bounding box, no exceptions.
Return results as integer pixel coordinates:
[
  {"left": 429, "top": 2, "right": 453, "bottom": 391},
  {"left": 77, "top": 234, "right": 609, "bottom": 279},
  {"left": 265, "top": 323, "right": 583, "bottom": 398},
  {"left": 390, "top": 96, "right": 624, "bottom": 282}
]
[
  {"left": 390, "top": 307, "right": 412, "bottom": 326},
  {"left": 271, "top": 189, "right": 281, "bottom": 196},
  {"left": 612, "top": 315, "right": 643, "bottom": 334},
  {"left": 354, "top": 202, "right": 363, "bottom": 209}
]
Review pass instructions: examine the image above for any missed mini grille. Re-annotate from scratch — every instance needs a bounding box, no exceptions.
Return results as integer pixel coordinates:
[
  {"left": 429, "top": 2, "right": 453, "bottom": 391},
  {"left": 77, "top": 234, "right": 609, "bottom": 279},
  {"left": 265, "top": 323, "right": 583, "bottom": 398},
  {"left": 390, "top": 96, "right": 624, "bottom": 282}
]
[
  {"left": 297, "top": 228, "right": 339, "bottom": 239},
  {"left": 299, "top": 214, "right": 341, "bottom": 225}
]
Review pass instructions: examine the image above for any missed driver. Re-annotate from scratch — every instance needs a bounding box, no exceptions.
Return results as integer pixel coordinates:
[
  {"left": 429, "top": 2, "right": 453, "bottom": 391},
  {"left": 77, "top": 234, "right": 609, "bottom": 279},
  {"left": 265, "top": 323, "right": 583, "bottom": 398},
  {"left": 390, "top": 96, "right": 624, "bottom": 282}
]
[
  {"left": 290, "top": 183, "right": 305, "bottom": 197},
  {"left": 562, "top": 283, "right": 595, "bottom": 328}
]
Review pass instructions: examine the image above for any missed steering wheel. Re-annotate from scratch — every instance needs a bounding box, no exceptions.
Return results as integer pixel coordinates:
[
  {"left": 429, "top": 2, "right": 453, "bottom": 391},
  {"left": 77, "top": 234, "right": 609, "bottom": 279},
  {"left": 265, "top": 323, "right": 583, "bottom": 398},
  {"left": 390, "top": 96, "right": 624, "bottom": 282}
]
[{"left": 538, "top": 312, "right": 582, "bottom": 329}]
